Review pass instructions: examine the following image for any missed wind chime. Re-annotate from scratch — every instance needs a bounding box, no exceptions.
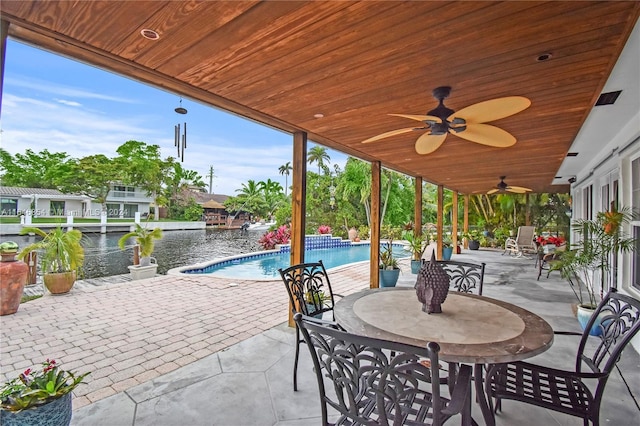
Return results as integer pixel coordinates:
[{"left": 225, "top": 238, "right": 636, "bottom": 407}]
[{"left": 174, "top": 98, "right": 187, "bottom": 161}]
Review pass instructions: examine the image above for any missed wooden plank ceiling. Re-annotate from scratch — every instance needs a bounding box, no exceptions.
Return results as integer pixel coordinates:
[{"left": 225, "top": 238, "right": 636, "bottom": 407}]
[{"left": 2, "top": 1, "right": 638, "bottom": 194}]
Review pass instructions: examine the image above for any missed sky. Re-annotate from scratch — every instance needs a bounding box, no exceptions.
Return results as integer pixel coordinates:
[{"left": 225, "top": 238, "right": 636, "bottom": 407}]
[{"left": 0, "top": 40, "right": 348, "bottom": 196}]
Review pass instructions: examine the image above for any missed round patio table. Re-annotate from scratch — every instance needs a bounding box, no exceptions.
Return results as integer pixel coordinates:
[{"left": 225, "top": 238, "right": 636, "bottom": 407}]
[{"left": 334, "top": 287, "right": 554, "bottom": 426}]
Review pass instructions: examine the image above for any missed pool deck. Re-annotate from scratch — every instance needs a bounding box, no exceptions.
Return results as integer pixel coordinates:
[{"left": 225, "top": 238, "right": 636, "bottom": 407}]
[{"left": 1, "top": 249, "right": 638, "bottom": 425}]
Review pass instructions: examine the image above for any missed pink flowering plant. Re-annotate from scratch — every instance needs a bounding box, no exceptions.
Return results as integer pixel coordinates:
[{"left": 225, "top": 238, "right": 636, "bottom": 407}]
[
  {"left": 258, "top": 225, "right": 291, "bottom": 250},
  {"left": 317, "top": 225, "right": 332, "bottom": 235},
  {"left": 0, "top": 359, "right": 89, "bottom": 412}
]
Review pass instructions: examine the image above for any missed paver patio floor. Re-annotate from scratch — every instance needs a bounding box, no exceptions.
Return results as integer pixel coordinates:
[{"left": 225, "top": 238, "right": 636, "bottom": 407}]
[{"left": 1, "top": 248, "right": 638, "bottom": 425}]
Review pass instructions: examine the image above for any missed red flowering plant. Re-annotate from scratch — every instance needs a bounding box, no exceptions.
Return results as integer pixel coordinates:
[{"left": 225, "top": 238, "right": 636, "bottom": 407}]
[
  {"left": 317, "top": 225, "right": 332, "bottom": 235},
  {"left": 535, "top": 235, "right": 565, "bottom": 246},
  {"left": 0, "top": 359, "right": 90, "bottom": 412},
  {"left": 258, "top": 225, "right": 291, "bottom": 250}
]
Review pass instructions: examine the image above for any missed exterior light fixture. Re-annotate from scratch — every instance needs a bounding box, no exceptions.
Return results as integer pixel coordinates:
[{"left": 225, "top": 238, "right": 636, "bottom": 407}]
[{"left": 140, "top": 29, "right": 160, "bottom": 40}]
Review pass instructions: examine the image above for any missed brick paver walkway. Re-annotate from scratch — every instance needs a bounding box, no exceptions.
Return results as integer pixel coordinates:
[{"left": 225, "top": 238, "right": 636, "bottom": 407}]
[{"left": 0, "top": 262, "right": 374, "bottom": 409}]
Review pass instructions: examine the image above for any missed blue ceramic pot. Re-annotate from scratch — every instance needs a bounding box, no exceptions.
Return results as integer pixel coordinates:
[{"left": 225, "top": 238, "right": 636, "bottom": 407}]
[
  {"left": 0, "top": 392, "right": 72, "bottom": 426},
  {"left": 442, "top": 247, "right": 453, "bottom": 261},
  {"left": 576, "top": 305, "right": 607, "bottom": 337},
  {"left": 379, "top": 268, "right": 400, "bottom": 287}
]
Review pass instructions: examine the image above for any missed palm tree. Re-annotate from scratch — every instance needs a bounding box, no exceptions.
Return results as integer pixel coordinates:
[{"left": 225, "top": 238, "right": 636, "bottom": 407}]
[
  {"left": 235, "top": 179, "right": 265, "bottom": 217},
  {"left": 278, "top": 162, "right": 292, "bottom": 196},
  {"left": 307, "top": 146, "right": 330, "bottom": 175},
  {"left": 258, "top": 179, "right": 284, "bottom": 219}
]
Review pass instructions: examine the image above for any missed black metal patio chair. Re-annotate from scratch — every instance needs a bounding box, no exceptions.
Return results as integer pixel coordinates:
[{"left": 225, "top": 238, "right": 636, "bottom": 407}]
[
  {"left": 278, "top": 260, "right": 340, "bottom": 391},
  {"left": 484, "top": 288, "right": 640, "bottom": 426},
  {"left": 435, "top": 260, "right": 486, "bottom": 295},
  {"left": 294, "top": 312, "right": 473, "bottom": 426}
]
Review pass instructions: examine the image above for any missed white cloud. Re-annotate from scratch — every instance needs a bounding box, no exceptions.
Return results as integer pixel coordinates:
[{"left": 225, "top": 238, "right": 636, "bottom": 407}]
[
  {"left": 1, "top": 45, "right": 351, "bottom": 196},
  {"left": 55, "top": 99, "right": 82, "bottom": 107}
]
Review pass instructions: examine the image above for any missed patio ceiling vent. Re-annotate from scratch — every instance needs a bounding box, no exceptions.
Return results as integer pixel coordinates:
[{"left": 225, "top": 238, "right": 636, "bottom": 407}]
[{"left": 595, "top": 90, "right": 622, "bottom": 106}]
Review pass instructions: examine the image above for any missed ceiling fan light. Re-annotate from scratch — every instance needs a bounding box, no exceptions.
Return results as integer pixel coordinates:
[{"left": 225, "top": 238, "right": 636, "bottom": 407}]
[{"left": 430, "top": 122, "right": 449, "bottom": 135}]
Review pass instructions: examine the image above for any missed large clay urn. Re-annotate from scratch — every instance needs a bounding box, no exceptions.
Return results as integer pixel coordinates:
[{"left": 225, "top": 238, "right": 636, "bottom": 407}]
[{"left": 0, "top": 251, "right": 29, "bottom": 315}]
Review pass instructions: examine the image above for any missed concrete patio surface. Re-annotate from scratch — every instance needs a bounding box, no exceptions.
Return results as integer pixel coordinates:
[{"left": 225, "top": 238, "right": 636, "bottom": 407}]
[{"left": 1, "top": 248, "right": 638, "bottom": 425}]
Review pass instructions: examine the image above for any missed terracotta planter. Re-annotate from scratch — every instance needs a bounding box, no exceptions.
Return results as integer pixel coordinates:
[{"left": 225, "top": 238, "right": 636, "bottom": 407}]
[
  {"left": 0, "top": 255, "right": 29, "bottom": 315},
  {"left": 43, "top": 271, "right": 76, "bottom": 294}
]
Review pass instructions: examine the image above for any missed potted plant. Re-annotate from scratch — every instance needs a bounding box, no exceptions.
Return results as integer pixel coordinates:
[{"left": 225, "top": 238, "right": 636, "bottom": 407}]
[
  {"left": 462, "top": 230, "right": 482, "bottom": 250},
  {"left": 0, "top": 241, "right": 29, "bottom": 315},
  {"left": 403, "top": 231, "right": 426, "bottom": 274},
  {"left": 118, "top": 224, "right": 163, "bottom": 280},
  {"left": 442, "top": 235, "right": 454, "bottom": 260},
  {"left": 18, "top": 227, "right": 84, "bottom": 295},
  {"left": 0, "top": 359, "right": 89, "bottom": 426},
  {"left": 554, "top": 207, "right": 637, "bottom": 335},
  {"left": 304, "top": 289, "right": 328, "bottom": 318},
  {"left": 379, "top": 241, "right": 400, "bottom": 287}
]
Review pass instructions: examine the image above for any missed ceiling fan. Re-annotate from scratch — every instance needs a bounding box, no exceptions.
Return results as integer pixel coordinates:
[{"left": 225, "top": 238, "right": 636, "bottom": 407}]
[
  {"left": 484, "top": 176, "right": 532, "bottom": 194},
  {"left": 361, "top": 86, "right": 530, "bottom": 155}
]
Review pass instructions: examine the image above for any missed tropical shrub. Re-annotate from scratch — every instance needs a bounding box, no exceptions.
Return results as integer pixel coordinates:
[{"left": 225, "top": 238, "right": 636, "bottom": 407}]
[
  {"left": 317, "top": 225, "right": 331, "bottom": 234},
  {"left": 258, "top": 225, "right": 291, "bottom": 250}
]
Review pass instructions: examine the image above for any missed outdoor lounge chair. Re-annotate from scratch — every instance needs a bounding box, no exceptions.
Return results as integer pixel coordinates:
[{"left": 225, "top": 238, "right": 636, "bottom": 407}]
[
  {"left": 503, "top": 226, "right": 536, "bottom": 257},
  {"left": 485, "top": 288, "right": 640, "bottom": 426},
  {"left": 278, "top": 260, "right": 339, "bottom": 391},
  {"left": 294, "top": 313, "right": 473, "bottom": 426}
]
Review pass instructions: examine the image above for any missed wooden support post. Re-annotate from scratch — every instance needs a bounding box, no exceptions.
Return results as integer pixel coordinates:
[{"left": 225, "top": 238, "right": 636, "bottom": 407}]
[
  {"left": 370, "top": 161, "right": 381, "bottom": 288},
  {"left": 288, "top": 131, "right": 307, "bottom": 327},
  {"left": 26, "top": 251, "right": 37, "bottom": 284},
  {"left": 463, "top": 194, "right": 470, "bottom": 249},
  {"left": 437, "top": 184, "right": 444, "bottom": 260},
  {"left": 0, "top": 20, "right": 8, "bottom": 117},
  {"left": 452, "top": 191, "right": 459, "bottom": 252},
  {"left": 414, "top": 177, "right": 423, "bottom": 238}
]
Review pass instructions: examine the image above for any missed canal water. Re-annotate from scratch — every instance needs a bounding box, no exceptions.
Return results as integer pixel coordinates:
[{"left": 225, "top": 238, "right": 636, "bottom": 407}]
[{"left": 8, "top": 228, "right": 264, "bottom": 279}]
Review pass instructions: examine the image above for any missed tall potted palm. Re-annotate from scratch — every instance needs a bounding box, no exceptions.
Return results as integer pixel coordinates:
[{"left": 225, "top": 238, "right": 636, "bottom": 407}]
[
  {"left": 403, "top": 231, "right": 426, "bottom": 274},
  {"left": 18, "top": 227, "right": 85, "bottom": 294},
  {"left": 379, "top": 225, "right": 401, "bottom": 287},
  {"left": 555, "top": 207, "right": 637, "bottom": 335}
]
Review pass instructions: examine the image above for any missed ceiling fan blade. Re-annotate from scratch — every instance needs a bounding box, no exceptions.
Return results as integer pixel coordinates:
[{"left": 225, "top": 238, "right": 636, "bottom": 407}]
[
  {"left": 415, "top": 133, "right": 447, "bottom": 155},
  {"left": 362, "top": 127, "right": 417, "bottom": 143},
  {"left": 508, "top": 185, "right": 532, "bottom": 193},
  {"left": 486, "top": 189, "right": 499, "bottom": 195},
  {"left": 453, "top": 123, "right": 516, "bottom": 147},
  {"left": 389, "top": 114, "right": 441, "bottom": 123},
  {"left": 450, "top": 96, "right": 531, "bottom": 123}
]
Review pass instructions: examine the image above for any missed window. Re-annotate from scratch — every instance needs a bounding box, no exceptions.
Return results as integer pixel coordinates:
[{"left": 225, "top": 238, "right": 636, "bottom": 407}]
[
  {"left": 106, "top": 203, "right": 121, "bottom": 218},
  {"left": 633, "top": 158, "right": 640, "bottom": 290},
  {"left": 0, "top": 198, "right": 18, "bottom": 215},
  {"left": 582, "top": 185, "right": 593, "bottom": 219},
  {"left": 601, "top": 184, "right": 609, "bottom": 211},
  {"left": 634, "top": 227, "right": 640, "bottom": 291},
  {"left": 123, "top": 204, "right": 138, "bottom": 218},
  {"left": 632, "top": 158, "right": 640, "bottom": 211},
  {"left": 50, "top": 201, "right": 65, "bottom": 216}
]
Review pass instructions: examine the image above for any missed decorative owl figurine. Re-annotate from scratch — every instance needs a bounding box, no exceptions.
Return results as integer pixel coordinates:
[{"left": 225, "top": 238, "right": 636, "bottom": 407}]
[{"left": 415, "top": 252, "right": 450, "bottom": 313}]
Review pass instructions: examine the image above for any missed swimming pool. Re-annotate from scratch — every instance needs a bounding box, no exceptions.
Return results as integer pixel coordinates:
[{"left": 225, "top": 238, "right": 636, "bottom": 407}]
[{"left": 175, "top": 237, "right": 410, "bottom": 280}]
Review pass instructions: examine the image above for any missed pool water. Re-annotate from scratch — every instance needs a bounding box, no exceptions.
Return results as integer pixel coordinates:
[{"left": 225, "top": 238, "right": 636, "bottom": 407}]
[{"left": 182, "top": 243, "right": 410, "bottom": 280}]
